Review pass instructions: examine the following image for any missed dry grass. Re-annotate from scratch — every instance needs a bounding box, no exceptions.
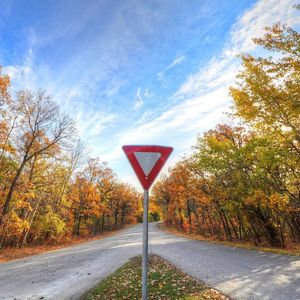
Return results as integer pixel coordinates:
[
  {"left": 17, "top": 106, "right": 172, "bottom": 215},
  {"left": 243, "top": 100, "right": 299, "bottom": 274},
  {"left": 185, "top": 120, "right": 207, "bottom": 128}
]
[
  {"left": 159, "top": 223, "right": 300, "bottom": 257},
  {"left": 84, "top": 255, "right": 229, "bottom": 300},
  {"left": 0, "top": 225, "right": 132, "bottom": 263}
]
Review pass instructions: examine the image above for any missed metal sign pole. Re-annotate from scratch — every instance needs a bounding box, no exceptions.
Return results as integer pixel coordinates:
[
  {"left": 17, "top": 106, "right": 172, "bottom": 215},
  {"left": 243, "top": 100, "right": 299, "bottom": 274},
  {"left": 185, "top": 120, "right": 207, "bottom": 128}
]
[
  {"left": 142, "top": 189, "right": 149, "bottom": 300},
  {"left": 122, "top": 145, "right": 173, "bottom": 300}
]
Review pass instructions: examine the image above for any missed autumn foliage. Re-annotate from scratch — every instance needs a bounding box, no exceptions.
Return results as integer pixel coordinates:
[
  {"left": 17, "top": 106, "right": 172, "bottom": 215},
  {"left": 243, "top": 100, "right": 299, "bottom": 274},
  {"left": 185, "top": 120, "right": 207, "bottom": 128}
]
[
  {"left": 0, "top": 74, "right": 142, "bottom": 248},
  {"left": 153, "top": 23, "right": 300, "bottom": 248},
  {"left": 1, "top": 21, "right": 299, "bottom": 251}
]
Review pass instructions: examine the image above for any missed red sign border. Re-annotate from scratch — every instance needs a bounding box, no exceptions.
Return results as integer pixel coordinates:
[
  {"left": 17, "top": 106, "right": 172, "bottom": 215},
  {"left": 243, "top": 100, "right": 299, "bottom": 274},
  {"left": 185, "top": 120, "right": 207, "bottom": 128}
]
[{"left": 122, "top": 145, "right": 173, "bottom": 190}]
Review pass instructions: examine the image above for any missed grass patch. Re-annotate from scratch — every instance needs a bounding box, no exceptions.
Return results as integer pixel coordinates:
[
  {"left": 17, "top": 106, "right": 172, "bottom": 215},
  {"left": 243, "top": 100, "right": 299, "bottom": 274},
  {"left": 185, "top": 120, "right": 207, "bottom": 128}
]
[
  {"left": 84, "top": 255, "right": 228, "bottom": 300},
  {"left": 159, "top": 223, "right": 300, "bottom": 257}
]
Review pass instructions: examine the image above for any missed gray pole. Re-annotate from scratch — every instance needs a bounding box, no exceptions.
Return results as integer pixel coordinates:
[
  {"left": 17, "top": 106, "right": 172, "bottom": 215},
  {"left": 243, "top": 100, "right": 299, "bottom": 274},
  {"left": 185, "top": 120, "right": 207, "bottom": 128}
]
[{"left": 142, "top": 189, "right": 149, "bottom": 300}]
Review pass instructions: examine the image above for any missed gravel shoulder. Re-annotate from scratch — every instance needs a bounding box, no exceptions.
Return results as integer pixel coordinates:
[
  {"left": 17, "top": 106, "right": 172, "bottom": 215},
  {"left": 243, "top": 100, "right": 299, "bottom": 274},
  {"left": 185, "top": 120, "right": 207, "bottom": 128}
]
[{"left": 0, "top": 222, "right": 299, "bottom": 300}]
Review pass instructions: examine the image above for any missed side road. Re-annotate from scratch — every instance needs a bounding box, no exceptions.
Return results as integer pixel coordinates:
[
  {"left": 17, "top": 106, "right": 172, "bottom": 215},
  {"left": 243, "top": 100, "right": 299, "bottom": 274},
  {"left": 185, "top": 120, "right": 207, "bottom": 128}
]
[
  {"left": 0, "top": 222, "right": 299, "bottom": 299},
  {"left": 149, "top": 224, "right": 300, "bottom": 300}
]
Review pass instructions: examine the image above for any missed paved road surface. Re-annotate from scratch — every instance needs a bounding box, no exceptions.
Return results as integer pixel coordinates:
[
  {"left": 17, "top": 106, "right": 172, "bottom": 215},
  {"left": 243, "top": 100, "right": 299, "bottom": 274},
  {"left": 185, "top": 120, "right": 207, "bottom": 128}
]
[{"left": 0, "top": 223, "right": 299, "bottom": 300}]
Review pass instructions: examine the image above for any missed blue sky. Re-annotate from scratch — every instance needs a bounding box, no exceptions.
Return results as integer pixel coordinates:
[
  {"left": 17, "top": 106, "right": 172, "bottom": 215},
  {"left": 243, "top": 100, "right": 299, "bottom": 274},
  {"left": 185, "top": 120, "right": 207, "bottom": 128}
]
[{"left": 1, "top": 0, "right": 299, "bottom": 188}]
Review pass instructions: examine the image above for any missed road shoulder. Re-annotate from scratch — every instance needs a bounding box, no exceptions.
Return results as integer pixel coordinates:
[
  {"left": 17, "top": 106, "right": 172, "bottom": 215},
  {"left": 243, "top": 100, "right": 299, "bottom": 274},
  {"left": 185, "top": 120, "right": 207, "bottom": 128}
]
[
  {"left": 157, "top": 223, "right": 300, "bottom": 257},
  {"left": 0, "top": 224, "right": 134, "bottom": 263}
]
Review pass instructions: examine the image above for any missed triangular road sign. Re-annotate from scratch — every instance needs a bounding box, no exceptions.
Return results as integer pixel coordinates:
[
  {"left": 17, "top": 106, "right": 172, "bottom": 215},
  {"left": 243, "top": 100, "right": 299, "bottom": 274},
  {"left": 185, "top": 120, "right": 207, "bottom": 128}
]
[{"left": 122, "top": 145, "right": 173, "bottom": 190}]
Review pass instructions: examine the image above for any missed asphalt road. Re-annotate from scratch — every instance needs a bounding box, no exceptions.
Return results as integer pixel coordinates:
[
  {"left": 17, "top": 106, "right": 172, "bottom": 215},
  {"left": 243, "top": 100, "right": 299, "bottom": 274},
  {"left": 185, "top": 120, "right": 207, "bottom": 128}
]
[{"left": 0, "top": 223, "right": 299, "bottom": 300}]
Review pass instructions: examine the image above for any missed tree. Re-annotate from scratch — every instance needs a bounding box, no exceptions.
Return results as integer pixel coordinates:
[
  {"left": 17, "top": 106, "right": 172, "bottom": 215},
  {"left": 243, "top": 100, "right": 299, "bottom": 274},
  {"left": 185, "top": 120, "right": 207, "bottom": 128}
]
[
  {"left": 230, "top": 23, "right": 300, "bottom": 242},
  {"left": 0, "top": 67, "right": 10, "bottom": 105},
  {"left": 0, "top": 90, "right": 75, "bottom": 225},
  {"left": 230, "top": 23, "right": 300, "bottom": 156},
  {"left": 0, "top": 69, "right": 141, "bottom": 248}
]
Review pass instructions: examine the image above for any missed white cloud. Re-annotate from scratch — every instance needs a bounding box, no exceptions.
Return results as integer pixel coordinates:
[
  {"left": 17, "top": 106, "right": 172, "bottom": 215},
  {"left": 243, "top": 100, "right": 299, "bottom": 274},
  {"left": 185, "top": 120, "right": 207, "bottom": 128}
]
[
  {"left": 105, "top": 80, "right": 126, "bottom": 97},
  {"left": 98, "top": 86, "right": 229, "bottom": 164},
  {"left": 103, "top": 0, "right": 300, "bottom": 187},
  {"left": 65, "top": 86, "right": 81, "bottom": 98},
  {"left": 144, "top": 88, "right": 153, "bottom": 98},
  {"left": 4, "top": 1, "right": 167, "bottom": 125},
  {"left": 3, "top": 0, "right": 299, "bottom": 190},
  {"left": 134, "top": 87, "right": 143, "bottom": 110},
  {"left": 175, "top": 0, "right": 299, "bottom": 100},
  {"left": 230, "top": 0, "right": 300, "bottom": 55},
  {"left": 75, "top": 111, "right": 117, "bottom": 137},
  {"left": 167, "top": 55, "right": 186, "bottom": 70},
  {"left": 173, "top": 56, "right": 238, "bottom": 100},
  {"left": 157, "top": 55, "right": 185, "bottom": 82},
  {"left": 133, "top": 87, "right": 153, "bottom": 110},
  {"left": 3, "top": 28, "right": 41, "bottom": 90}
]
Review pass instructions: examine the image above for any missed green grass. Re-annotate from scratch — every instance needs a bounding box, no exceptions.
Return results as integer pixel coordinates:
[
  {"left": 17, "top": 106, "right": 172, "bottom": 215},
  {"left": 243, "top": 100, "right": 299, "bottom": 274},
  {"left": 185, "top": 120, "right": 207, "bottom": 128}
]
[{"left": 83, "top": 255, "right": 228, "bottom": 300}]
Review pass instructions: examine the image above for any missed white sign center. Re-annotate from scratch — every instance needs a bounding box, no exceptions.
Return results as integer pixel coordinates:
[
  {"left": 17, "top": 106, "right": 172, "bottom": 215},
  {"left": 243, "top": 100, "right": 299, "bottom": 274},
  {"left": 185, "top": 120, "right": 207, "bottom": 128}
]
[{"left": 134, "top": 152, "right": 161, "bottom": 176}]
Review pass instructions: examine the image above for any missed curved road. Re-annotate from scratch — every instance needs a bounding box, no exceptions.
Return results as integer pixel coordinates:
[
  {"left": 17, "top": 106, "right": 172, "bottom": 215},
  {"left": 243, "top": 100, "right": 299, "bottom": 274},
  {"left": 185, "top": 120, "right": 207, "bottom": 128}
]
[{"left": 0, "top": 223, "right": 299, "bottom": 300}]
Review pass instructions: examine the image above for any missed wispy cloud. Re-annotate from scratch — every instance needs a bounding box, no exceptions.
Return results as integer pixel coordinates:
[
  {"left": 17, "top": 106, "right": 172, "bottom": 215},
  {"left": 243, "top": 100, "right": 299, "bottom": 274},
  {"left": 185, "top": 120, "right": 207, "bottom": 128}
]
[
  {"left": 230, "top": 0, "right": 300, "bottom": 55},
  {"left": 4, "top": 28, "right": 40, "bottom": 90},
  {"left": 76, "top": 111, "right": 118, "bottom": 137},
  {"left": 144, "top": 88, "right": 153, "bottom": 98},
  {"left": 105, "top": 80, "right": 126, "bottom": 98},
  {"left": 166, "top": 55, "right": 186, "bottom": 70},
  {"left": 175, "top": 0, "right": 300, "bottom": 100},
  {"left": 2, "top": 0, "right": 299, "bottom": 190},
  {"left": 100, "top": 0, "right": 300, "bottom": 186},
  {"left": 134, "top": 87, "right": 143, "bottom": 110},
  {"left": 157, "top": 55, "right": 185, "bottom": 82},
  {"left": 133, "top": 87, "right": 153, "bottom": 110}
]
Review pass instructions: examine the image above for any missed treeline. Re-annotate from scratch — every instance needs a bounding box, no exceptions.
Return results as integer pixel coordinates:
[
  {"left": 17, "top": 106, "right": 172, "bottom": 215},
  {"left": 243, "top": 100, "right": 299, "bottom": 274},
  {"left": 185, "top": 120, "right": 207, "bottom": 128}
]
[
  {"left": 0, "top": 75, "right": 142, "bottom": 248},
  {"left": 153, "top": 23, "right": 300, "bottom": 247}
]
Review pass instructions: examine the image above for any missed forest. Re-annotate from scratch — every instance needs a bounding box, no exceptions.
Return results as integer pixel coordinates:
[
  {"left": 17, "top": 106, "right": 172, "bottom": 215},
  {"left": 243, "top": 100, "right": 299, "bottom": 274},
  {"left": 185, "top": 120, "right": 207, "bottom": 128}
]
[
  {"left": 0, "top": 75, "right": 143, "bottom": 248},
  {"left": 0, "top": 21, "right": 299, "bottom": 251},
  {"left": 152, "top": 23, "right": 300, "bottom": 248}
]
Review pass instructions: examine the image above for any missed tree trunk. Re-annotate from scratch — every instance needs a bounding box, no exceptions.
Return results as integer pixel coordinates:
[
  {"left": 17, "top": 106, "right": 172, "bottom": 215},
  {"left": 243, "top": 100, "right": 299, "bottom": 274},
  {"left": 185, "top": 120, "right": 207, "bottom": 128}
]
[
  {"left": 121, "top": 205, "right": 126, "bottom": 224},
  {"left": 21, "top": 198, "right": 41, "bottom": 247},
  {"left": 229, "top": 218, "right": 239, "bottom": 239},
  {"left": 178, "top": 208, "right": 184, "bottom": 230},
  {"left": 256, "top": 208, "right": 282, "bottom": 247},
  {"left": 114, "top": 209, "right": 118, "bottom": 226},
  {"left": 290, "top": 213, "right": 300, "bottom": 242},
  {"left": 74, "top": 215, "right": 82, "bottom": 236},
  {"left": 186, "top": 199, "right": 192, "bottom": 226},
  {"left": 0, "top": 157, "right": 27, "bottom": 225},
  {"left": 101, "top": 214, "right": 105, "bottom": 233},
  {"left": 219, "top": 211, "right": 232, "bottom": 241}
]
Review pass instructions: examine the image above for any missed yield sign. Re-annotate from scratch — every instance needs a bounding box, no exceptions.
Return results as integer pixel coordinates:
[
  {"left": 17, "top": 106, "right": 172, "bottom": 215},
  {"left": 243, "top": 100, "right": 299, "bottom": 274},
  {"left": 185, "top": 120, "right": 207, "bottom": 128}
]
[{"left": 122, "top": 145, "right": 173, "bottom": 190}]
